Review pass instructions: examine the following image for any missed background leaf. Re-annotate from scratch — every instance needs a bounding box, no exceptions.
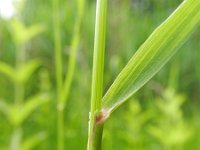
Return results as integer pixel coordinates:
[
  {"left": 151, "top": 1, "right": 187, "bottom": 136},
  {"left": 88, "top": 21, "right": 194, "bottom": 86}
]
[
  {"left": 3, "top": 94, "right": 50, "bottom": 126},
  {"left": 16, "top": 59, "right": 41, "bottom": 84},
  {"left": 0, "top": 62, "right": 17, "bottom": 81},
  {"left": 0, "top": 99, "right": 10, "bottom": 117},
  {"left": 19, "top": 94, "right": 50, "bottom": 125},
  {"left": 10, "top": 19, "right": 44, "bottom": 45},
  {"left": 0, "top": 60, "right": 40, "bottom": 84},
  {"left": 22, "top": 132, "right": 47, "bottom": 150}
]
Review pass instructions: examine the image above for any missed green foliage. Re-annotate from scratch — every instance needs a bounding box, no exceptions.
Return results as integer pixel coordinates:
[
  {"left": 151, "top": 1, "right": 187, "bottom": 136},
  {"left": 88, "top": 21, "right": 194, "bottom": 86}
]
[
  {"left": 21, "top": 132, "right": 47, "bottom": 150},
  {"left": 148, "top": 89, "right": 193, "bottom": 149},
  {"left": 119, "top": 99, "right": 152, "bottom": 149},
  {"left": 0, "top": 59, "right": 40, "bottom": 84},
  {"left": 0, "top": 62, "right": 16, "bottom": 81},
  {"left": 10, "top": 19, "right": 44, "bottom": 46},
  {"left": 0, "top": 94, "right": 49, "bottom": 126},
  {"left": 0, "top": 17, "right": 50, "bottom": 150}
]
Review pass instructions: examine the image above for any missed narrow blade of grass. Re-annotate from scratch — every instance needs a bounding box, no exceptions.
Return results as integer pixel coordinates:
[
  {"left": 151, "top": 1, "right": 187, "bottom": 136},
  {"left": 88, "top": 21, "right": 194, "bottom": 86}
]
[{"left": 102, "top": 0, "right": 200, "bottom": 115}]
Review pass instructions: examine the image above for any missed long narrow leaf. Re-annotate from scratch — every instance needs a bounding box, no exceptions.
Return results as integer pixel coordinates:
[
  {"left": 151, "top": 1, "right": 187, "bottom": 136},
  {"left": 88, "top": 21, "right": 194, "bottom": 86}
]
[{"left": 102, "top": 0, "right": 200, "bottom": 114}]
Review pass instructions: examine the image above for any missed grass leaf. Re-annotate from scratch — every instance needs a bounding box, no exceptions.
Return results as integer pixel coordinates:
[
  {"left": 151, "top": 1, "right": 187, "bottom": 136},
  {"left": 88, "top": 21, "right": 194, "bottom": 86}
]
[{"left": 102, "top": 0, "right": 200, "bottom": 115}]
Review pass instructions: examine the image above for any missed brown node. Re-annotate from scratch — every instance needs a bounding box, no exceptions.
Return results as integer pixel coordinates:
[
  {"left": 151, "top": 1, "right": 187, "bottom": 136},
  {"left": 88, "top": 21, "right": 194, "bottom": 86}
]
[{"left": 95, "top": 109, "right": 109, "bottom": 125}]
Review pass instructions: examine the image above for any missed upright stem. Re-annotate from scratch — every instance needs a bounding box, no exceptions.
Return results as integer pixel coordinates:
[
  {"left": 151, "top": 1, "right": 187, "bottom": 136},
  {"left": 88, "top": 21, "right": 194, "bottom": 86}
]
[
  {"left": 52, "top": 0, "right": 64, "bottom": 149},
  {"left": 53, "top": 0, "right": 63, "bottom": 98},
  {"left": 61, "top": 0, "right": 85, "bottom": 107},
  {"left": 57, "top": 108, "right": 64, "bottom": 150},
  {"left": 87, "top": 0, "right": 107, "bottom": 149},
  {"left": 15, "top": 46, "right": 25, "bottom": 106},
  {"left": 12, "top": 45, "right": 25, "bottom": 150},
  {"left": 10, "top": 127, "right": 22, "bottom": 150}
]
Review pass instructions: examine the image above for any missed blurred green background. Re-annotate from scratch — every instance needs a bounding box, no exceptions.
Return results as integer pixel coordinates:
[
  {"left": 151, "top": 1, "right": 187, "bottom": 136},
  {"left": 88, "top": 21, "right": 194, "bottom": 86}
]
[{"left": 0, "top": 0, "right": 200, "bottom": 149}]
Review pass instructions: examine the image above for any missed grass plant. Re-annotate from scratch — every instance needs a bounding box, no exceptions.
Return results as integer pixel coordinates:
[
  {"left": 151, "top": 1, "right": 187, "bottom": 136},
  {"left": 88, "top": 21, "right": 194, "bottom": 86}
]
[{"left": 87, "top": 0, "right": 200, "bottom": 149}]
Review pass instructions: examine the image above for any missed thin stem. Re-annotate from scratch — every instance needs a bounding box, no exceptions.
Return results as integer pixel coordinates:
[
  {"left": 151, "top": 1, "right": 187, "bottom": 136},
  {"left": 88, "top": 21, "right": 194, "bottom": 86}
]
[
  {"left": 13, "top": 45, "right": 25, "bottom": 150},
  {"left": 53, "top": 0, "right": 85, "bottom": 149},
  {"left": 57, "top": 108, "right": 64, "bottom": 150},
  {"left": 52, "top": 0, "right": 64, "bottom": 149},
  {"left": 14, "top": 83, "right": 24, "bottom": 106},
  {"left": 15, "top": 45, "right": 25, "bottom": 106},
  {"left": 10, "top": 127, "right": 22, "bottom": 150},
  {"left": 87, "top": 0, "right": 107, "bottom": 149},
  {"left": 61, "top": 0, "right": 85, "bottom": 107},
  {"left": 53, "top": 0, "right": 63, "bottom": 98}
]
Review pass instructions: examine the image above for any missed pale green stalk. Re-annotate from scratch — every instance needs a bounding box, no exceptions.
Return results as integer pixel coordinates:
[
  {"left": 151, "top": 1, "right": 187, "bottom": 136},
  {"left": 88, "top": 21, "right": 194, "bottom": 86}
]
[
  {"left": 168, "top": 58, "right": 179, "bottom": 90},
  {"left": 87, "top": 0, "right": 107, "bottom": 149},
  {"left": 52, "top": 0, "right": 64, "bottom": 149},
  {"left": 15, "top": 46, "right": 25, "bottom": 106},
  {"left": 12, "top": 45, "right": 26, "bottom": 150},
  {"left": 10, "top": 128, "right": 22, "bottom": 150},
  {"left": 61, "top": 0, "right": 85, "bottom": 108}
]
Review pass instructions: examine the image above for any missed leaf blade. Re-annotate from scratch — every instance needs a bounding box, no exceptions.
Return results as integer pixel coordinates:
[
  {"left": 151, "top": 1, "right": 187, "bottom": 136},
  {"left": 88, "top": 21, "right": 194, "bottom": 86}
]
[{"left": 102, "top": 0, "right": 200, "bottom": 114}]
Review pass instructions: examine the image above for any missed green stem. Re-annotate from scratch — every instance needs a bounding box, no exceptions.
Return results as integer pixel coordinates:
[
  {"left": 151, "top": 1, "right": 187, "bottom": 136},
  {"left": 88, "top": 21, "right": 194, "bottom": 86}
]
[
  {"left": 52, "top": 0, "right": 64, "bottom": 149},
  {"left": 87, "top": 0, "right": 107, "bottom": 149},
  {"left": 14, "top": 83, "right": 24, "bottom": 106},
  {"left": 53, "top": 0, "right": 85, "bottom": 149},
  {"left": 15, "top": 45, "right": 25, "bottom": 106},
  {"left": 168, "top": 58, "right": 179, "bottom": 90},
  {"left": 53, "top": 0, "right": 63, "bottom": 97},
  {"left": 61, "top": 0, "right": 85, "bottom": 107},
  {"left": 92, "top": 124, "right": 104, "bottom": 150},
  {"left": 13, "top": 45, "right": 25, "bottom": 150},
  {"left": 10, "top": 127, "right": 22, "bottom": 150},
  {"left": 57, "top": 108, "right": 64, "bottom": 150}
]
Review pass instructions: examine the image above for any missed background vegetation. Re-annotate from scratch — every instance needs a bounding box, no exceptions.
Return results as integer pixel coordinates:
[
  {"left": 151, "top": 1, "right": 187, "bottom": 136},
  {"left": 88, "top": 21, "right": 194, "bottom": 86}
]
[{"left": 0, "top": 0, "right": 200, "bottom": 149}]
